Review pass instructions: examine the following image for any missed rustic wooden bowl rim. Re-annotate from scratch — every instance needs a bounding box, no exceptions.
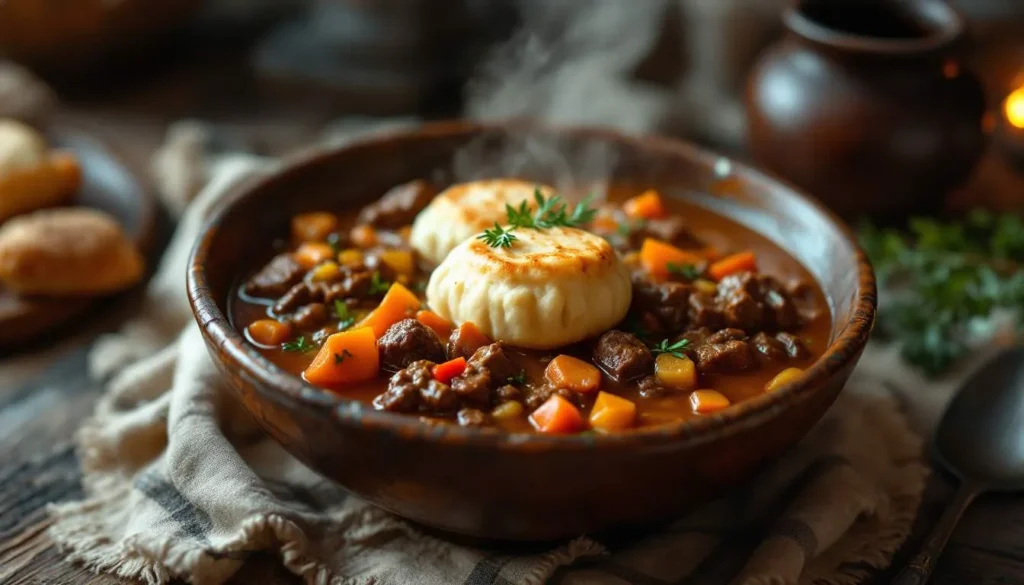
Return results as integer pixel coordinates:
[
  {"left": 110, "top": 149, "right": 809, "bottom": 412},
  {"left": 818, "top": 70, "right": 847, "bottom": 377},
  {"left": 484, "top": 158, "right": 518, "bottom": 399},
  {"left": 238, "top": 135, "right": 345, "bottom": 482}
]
[{"left": 187, "top": 120, "right": 876, "bottom": 451}]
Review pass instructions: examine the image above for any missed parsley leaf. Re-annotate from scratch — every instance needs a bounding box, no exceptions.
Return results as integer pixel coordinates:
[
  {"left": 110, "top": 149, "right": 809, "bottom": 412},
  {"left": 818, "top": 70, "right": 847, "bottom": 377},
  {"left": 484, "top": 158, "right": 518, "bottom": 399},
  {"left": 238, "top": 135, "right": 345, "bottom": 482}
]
[
  {"left": 651, "top": 338, "right": 690, "bottom": 359},
  {"left": 507, "top": 370, "right": 528, "bottom": 386},
  {"left": 333, "top": 348, "right": 354, "bottom": 364},
  {"left": 333, "top": 300, "right": 355, "bottom": 330},
  {"left": 505, "top": 200, "right": 535, "bottom": 229},
  {"left": 282, "top": 336, "right": 315, "bottom": 353},
  {"left": 667, "top": 262, "right": 702, "bottom": 280},
  {"left": 368, "top": 271, "right": 392, "bottom": 295},
  {"left": 477, "top": 223, "right": 519, "bottom": 249}
]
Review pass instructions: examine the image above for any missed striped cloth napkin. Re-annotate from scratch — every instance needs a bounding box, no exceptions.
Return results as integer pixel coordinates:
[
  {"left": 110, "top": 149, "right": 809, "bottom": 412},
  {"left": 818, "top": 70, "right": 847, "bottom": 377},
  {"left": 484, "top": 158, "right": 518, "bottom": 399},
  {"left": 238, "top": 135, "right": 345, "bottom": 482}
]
[{"left": 47, "top": 123, "right": 950, "bottom": 585}]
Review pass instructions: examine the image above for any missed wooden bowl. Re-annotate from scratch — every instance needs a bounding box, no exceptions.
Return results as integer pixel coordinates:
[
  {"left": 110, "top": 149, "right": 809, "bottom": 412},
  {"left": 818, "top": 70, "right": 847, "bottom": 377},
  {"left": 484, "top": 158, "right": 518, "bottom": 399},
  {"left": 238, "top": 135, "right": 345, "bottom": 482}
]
[{"left": 187, "top": 121, "right": 876, "bottom": 541}]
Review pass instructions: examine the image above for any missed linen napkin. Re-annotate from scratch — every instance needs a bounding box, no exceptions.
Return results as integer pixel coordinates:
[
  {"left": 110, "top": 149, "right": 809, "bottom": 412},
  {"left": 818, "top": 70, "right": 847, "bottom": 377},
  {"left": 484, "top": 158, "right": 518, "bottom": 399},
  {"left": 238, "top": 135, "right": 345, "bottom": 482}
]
[{"left": 49, "top": 122, "right": 974, "bottom": 585}]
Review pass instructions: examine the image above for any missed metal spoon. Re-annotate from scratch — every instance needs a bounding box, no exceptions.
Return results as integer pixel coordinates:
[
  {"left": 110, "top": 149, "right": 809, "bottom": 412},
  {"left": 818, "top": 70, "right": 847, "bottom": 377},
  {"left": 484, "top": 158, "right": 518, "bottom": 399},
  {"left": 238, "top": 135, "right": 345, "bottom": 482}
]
[{"left": 893, "top": 346, "right": 1024, "bottom": 585}]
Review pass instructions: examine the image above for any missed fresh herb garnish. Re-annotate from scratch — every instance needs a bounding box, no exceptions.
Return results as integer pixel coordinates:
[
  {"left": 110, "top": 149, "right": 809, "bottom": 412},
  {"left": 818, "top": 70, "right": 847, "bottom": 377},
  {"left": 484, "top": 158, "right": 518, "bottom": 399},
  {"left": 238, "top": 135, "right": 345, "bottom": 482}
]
[
  {"left": 333, "top": 300, "right": 355, "bottom": 330},
  {"left": 859, "top": 210, "right": 1024, "bottom": 376},
  {"left": 368, "top": 271, "right": 392, "bottom": 295},
  {"left": 651, "top": 338, "right": 690, "bottom": 359},
  {"left": 282, "top": 336, "right": 315, "bottom": 353},
  {"left": 505, "top": 200, "right": 534, "bottom": 228},
  {"left": 333, "top": 348, "right": 354, "bottom": 364},
  {"left": 667, "top": 262, "right": 702, "bottom": 280},
  {"left": 477, "top": 223, "right": 519, "bottom": 249},
  {"left": 326, "top": 232, "right": 344, "bottom": 252},
  {"left": 508, "top": 370, "right": 528, "bottom": 386}
]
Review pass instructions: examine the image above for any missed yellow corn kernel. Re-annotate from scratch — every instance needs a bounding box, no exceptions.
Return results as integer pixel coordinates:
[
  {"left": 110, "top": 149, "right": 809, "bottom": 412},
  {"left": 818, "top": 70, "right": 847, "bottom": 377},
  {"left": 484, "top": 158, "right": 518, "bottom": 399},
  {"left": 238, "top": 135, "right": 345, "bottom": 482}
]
[
  {"left": 589, "top": 391, "right": 636, "bottom": 432},
  {"left": 690, "top": 389, "right": 730, "bottom": 414},
  {"left": 337, "top": 248, "right": 363, "bottom": 267},
  {"left": 694, "top": 279, "right": 718, "bottom": 295},
  {"left": 380, "top": 249, "right": 415, "bottom": 276},
  {"left": 765, "top": 367, "right": 804, "bottom": 393},
  {"left": 655, "top": 353, "right": 697, "bottom": 391},
  {"left": 491, "top": 401, "right": 524, "bottom": 420},
  {"left": 310, "top": 261, "right": 341, "bottom": 282}
]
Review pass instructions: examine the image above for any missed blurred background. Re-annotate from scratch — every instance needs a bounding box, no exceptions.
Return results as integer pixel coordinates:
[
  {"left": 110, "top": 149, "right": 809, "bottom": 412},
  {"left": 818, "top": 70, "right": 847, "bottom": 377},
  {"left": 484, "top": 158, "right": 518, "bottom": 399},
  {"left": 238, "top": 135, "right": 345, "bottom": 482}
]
[{"left": 1, "top": 0, "right": 1020, "bottom": 215}]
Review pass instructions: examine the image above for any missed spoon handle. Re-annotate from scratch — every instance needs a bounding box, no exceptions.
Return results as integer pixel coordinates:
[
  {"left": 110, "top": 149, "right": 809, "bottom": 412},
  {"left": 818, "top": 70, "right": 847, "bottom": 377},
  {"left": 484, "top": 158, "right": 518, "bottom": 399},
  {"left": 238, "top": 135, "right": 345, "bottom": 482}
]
[{"left": 892, "top": 484, "right": 979, "bottom": 585}]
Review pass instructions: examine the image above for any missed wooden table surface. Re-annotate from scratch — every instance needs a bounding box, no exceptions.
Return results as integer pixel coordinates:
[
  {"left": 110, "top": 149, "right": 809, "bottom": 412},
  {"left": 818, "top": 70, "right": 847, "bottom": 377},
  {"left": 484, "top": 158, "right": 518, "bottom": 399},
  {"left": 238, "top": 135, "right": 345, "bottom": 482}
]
[{"left": 2, "top": 36, "right": 1024, "bottom": 585}]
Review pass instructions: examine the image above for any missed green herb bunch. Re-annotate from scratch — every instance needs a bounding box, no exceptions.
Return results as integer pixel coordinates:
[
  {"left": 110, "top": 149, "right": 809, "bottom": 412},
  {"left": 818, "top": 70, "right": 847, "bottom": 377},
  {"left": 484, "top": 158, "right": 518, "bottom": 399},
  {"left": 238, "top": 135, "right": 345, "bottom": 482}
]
[
  {"left": 858, "top": 210, "right": 1024, "bottom": 376},
  {"left": 477, "top": 187, "right": 596, "bottom": 249}
]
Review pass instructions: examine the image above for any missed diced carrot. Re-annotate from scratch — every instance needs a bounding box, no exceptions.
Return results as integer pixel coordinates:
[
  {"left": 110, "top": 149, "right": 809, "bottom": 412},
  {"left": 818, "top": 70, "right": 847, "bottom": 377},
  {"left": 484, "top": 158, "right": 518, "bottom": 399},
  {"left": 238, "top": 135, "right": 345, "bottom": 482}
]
[
  {"left": 246, "top": 319, "right": 292, "bottom": 346},
  {"left": 433, "top": 357, "right": 467, "bottom": 384},
  {"left": 450, "top": 321, "right": 491, "bottom": 356},
  {"left": 338, "top": 248, "right": 363, "bottom": 267},
  {"left": 623, "top": 189, "right": 667, "bottom": 220},
  {"left": 544, "top": 355, "right": 601, "bottom": 393},
  {"left": 639, "top": 238, "right": 705, "bottom": 280},
  {"left": 379, "top": 249, "right": 415, "bottom": 276},
  {"left": 690, "top": 389, "right": 731, "bottom": 414},
  {"left": 416, "top": 309, "right": 453, "bottom": 339},
  {"left": 591, "top": 209, "right": 619, "bottom": 232},
  {"left": 291, "top": 212, "right": 337, "bottom": 243},
  {"left": 765, "top": 367, "right": 804, "bottom": 393},
  {"left": 708, "top": 250, "right": 758, "bottom": 281},
  {"left": 357, "top": 282, "right": 422, "bottom": 338},
  {"left": 294, "top": 242, "right": 335, "bottom": 269},
  {"left": 589, "top": 391, "right": 636, "bottom": 432},
  {"left": 350, "top": 224, "right": 378, "bottom": 248},
  {"left": 303, "top": 327, "right": 379, "bottom": 386},
  {"left": 529, "top": 395, "right": 584, "bottom": 434},
  {"left": 701, "top": 246, "right": 723, "bottom": 262}
]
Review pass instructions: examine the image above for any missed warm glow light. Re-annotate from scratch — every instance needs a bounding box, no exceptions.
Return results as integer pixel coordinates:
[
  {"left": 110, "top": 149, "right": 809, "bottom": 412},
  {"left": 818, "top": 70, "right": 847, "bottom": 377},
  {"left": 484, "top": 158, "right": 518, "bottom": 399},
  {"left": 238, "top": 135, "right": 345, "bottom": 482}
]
[{"left": 1005, "top": 87, "right": 1024, "bottom": 129}]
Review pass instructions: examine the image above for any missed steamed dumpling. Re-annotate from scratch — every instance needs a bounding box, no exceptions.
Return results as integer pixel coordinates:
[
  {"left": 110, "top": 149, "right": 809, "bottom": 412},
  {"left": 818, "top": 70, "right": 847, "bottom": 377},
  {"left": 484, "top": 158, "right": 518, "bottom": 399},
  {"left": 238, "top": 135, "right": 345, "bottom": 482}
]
[
  {"left": 409, "top": 179, "right": 554, "bottom": 265},
  {"left": 426, "top": 226, "right": 632, "bottom": 349}
]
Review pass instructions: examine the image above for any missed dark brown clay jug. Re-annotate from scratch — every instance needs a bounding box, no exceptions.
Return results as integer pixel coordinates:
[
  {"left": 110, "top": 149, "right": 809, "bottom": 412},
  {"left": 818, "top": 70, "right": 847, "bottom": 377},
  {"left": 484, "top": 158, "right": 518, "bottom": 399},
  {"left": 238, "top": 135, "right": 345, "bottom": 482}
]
[{"left": 746, "top": 0, "right": 986, "bottom": 220}]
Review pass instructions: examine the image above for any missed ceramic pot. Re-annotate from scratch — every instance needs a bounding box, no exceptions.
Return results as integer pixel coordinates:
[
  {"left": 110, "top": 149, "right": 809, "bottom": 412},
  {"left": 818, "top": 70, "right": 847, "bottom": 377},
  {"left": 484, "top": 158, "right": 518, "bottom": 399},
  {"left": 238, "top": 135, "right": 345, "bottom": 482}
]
[{"left": 746, "top": 0, "right": 986, "bottom": 220}]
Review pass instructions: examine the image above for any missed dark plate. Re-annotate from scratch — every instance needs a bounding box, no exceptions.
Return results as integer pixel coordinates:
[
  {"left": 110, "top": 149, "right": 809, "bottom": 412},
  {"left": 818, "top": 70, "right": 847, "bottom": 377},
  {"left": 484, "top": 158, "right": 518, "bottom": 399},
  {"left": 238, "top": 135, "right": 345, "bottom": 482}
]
[{"left": 0, "top": 126, "right": 157, "bottom": 348}]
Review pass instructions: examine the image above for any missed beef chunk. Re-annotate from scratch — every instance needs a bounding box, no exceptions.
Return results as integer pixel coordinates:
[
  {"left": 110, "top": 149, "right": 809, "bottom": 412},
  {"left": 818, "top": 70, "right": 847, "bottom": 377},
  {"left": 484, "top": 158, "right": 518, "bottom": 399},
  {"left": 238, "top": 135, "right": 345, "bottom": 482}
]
[
  {"left": 630, "top": 216, "right": 704, "bottom": 250},
  {"left": 751, "top": 331, "right": 787, "bottom": 361},
  {"left": 692, "top": 340, "right": 755, "bottom": 374},
  {"left": 468, "top": 343, "right": 518, "bottom": 382},
  {"left": 374, "top": 360, "right": 457, "bottom": 414},
  {"left": 324, "top": 270, "right": 373, "bottom": 302},
  {"left": 688, "top": 292, "right": 724, "bottom": 329},
  {"left": 291, "top": 303, "right": 329, "bottom": 330},
  {"left": 457, "top": 408, "right": 491, "bottom": 428},
  {"left": 524, "top": 385, "right": 585, "bottom": 411},
  {"left": 245, "top": 254, "right": 304, "bottom": 298},
  {"left": 679, "top": 327, "right": 712, "bottom": 345},
  {"left": 704, "top": 328, "right": 747, "bottom": 344},
  {"left": 716, "top": 273, "right": 765, "bottom": 330},
  {"left": 638, "top": 375, "right": 670, "bottom": 398},
  {"left": 593, "top": 330, "right": 653, "bottom": 381},
  {"left": 377, "top": 319, "right": 446, "bottom": 372},
  {"left": 450, "top": 364, "right": 493, "bottom": 407},
  {"left": 274, "top": 282, "right": 321, "bottom": 314},
  {"left": 631, "top": 278, "right": 691, "bottom": 332},
  {"left": 447, "top": 325, "right": 492, "bottom": 360},
  {"left": 775, "top": 332, "right": 810, "bottom": 359},
  {"left": 760, "top": 275, "right": 800, "bottom": 330},
  {"left": 357, "top": 180, "right": 437, "bottom": 229},
  {"left": 495, "top": 384, "right": 522, "bottom": 402}
]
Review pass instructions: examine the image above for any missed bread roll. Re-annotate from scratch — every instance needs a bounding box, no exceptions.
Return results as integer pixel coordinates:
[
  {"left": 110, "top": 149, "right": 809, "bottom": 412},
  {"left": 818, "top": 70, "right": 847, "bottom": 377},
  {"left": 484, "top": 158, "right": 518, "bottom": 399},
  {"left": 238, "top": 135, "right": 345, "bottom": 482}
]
[
  {"left": 409, "top": 179, "right": 554, "bottom": 265},
  {"left": 0, "top": 118, "right": 81, "bottom": 222},
  {"left": 0, "top": 208, "right": 143, "bottom": 295},
  {"left": 426, "top": 226, "right": 632, "bottom": 349}
]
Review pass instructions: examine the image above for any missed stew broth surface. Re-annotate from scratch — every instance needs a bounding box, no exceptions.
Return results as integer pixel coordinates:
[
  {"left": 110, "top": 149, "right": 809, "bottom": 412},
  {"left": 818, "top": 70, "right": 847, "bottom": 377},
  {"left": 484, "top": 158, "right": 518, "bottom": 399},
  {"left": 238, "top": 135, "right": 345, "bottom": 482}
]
[{"left": 231, "top": 184, "right": 831, "bottom": 433}]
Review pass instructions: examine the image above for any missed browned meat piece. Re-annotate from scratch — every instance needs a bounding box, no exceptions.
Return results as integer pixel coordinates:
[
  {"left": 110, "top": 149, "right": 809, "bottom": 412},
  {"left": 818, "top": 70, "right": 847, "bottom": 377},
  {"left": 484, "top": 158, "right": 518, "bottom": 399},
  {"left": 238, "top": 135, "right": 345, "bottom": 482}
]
[
  {"left": 593, "top": 330, "right": 653, "bottom": 381},
  {"left": 357, "top": 179, "right": 437, "bottom": 229},
  {"left": 638, "top": 375, "right": 670, "bottom": 398},
  {"left": 457, "top": 408, "right": 491, "bottom": 427},
  {"left": 631, "top": 278, "right": 691, "bottom": 332},
  {"left": 688, "top": 292, "right": 724, "bottom": 329},
  {"left": 775, "top": 332, "right": 810, "bottom": 359},
  {"left": 311, "top": 325, "right": 336, "bottom": 345},
  {"left": 629, "top": 216, "right": 704, "bottom": 250},
  {"left": 495, "top": 384, "right": 521, "bottom": 402},
  {"left": 447, "top": 325, "right": 492, "bottom": 360},
  {"left": 273, "top": 282, "right": 320, "bottom": 314},
  {"left": 692, "top": 340, "right": 755, "bottom": 374},
  {"left": 716, "top": 273, "right": 764, "bottom": 330},
  {"left": 377, "top": 319, "right": 446, "bottom": 372},
  {"left": 324, "top": 270, "right": 373, "bottom": 302},
  {"left": 524, "top": 385, "right": 585, "bottom": 411},
  {"left": 291, "top": 303, "right": 329, "bottom": 330},
  {"left": 468, "top": 343, "right": 518, "bottom": 382},
  {"left": 450, "top": 364, "right": 493, "bottom": 407},
  {"left": 704, "top": 328, "right": 747, "bottom": 344},
  {"left": 244, "top": 253, "right": 304, "bottom": 298},
  {"left": 751, "top": 331, "right": 787, "bottom": 361},
  {"left": 680, "top": 327, "right": 712, "bottom": 345},
  {"left": 373, "top": 360, "right": 457, "bottom": 414},
  {"left": 760, "top": 275, "right": 800, "bottom": 330}
]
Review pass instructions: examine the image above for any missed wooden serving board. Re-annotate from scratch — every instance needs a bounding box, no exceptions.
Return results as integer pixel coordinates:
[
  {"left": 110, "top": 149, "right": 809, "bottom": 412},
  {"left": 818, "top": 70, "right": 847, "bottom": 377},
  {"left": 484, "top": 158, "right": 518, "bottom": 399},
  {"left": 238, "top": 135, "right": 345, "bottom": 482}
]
[{"left": 0, "top": 125, "right": 158, "bottom": 349}]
